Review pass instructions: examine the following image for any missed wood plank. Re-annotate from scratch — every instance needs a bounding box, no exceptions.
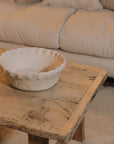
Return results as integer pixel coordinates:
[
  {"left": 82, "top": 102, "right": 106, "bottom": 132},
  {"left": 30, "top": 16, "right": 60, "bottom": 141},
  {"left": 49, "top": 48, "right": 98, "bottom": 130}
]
[
  {"left": 28, "top": 135, "right": 49, "bottom": 144},
  {"left": 72, "top": 117, "right": 85, "bottom": 142},
  {"left": 0, "top": 82, "right": 78, "bottom": 140},
  {"left": 57, "top": 69, "right": 107, "bottom": 144},
  {"left": 0, "top": 48, "right": 107, "bottom": 142}
]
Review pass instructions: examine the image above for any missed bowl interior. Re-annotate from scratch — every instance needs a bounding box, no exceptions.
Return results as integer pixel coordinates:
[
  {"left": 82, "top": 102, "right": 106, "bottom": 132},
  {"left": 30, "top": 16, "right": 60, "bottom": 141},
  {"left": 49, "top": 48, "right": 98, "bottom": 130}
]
[{"left": 0, "top": 48, "right": 64, "bottom": 75}]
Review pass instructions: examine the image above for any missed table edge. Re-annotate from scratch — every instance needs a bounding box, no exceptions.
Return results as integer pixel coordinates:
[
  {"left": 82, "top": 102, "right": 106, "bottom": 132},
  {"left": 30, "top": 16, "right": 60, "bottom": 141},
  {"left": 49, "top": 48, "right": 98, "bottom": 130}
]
[{"left": 57, "top": 69, "right": 107, "bottom": 144}]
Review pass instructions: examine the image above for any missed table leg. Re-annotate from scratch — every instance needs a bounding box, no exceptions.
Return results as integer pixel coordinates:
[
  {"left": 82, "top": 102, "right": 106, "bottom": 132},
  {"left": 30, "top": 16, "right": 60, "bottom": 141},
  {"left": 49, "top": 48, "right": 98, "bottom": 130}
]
[
  {"left": 72, "top": 117, "right": 85, "bottom": 142},
  {"left": 28, "top": 134, "right": 49, "bottom": 144}
]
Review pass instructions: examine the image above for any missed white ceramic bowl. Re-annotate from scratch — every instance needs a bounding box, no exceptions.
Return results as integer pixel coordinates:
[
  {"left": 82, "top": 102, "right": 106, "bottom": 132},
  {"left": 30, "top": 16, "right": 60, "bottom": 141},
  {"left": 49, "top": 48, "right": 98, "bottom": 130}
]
[{"left": 0, "top": 47, "right": 66, "bottom": 91}]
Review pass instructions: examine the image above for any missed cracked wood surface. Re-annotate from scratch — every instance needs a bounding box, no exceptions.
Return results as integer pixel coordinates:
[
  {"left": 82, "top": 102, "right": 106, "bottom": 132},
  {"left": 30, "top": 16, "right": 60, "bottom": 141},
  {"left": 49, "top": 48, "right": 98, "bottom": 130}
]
[{"left": 0, "top": 49, "right": 107, "bottom": 143}]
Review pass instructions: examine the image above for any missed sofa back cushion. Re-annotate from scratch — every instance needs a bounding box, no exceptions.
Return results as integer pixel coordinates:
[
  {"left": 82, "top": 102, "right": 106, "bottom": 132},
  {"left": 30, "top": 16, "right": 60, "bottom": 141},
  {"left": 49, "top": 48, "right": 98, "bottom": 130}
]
[
  {"left": 14, "top": 0, "right": 42, "bottom": 5},
  {"left": 60, "top": 10, "right": 114, "bottom": 58},
  {"left": 0, "top": 5, "right": 75, "bottom": 49},
  {"left": 42, "top": 0, "right": 103, "bottom": 10},
  {"left": 101, "top": 0, "right": 114, "bottom": 10}
]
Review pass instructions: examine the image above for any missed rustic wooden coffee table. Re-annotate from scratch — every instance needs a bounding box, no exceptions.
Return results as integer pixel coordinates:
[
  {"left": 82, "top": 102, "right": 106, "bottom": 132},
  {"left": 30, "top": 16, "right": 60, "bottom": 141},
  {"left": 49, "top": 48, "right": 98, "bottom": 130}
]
[{"left": 0, "top": 49, "right": 107, "bottom": 144}]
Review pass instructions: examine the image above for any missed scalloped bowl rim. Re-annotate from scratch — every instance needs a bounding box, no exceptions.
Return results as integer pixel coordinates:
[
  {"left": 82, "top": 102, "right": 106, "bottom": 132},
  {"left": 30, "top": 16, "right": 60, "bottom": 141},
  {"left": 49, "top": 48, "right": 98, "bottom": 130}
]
[{"left": 0, "top": 47, "right": 66, "bottom": 80}]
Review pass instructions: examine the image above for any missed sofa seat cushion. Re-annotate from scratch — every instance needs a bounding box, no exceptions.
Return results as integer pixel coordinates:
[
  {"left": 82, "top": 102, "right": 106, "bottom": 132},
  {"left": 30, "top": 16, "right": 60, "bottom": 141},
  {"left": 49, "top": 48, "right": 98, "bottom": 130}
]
[
  {"left": 15, "top": 0, "right": 42, "bottom": 5},
  {"left": 42, "top": 0, "right": 103, "bottom": 11},
  {"left": 60, "top": 10, "right": 114, "bottom": 58},
  {"left": 0, "top": 41, "right": 114, "bottom": 78},
  {"left": 0, "top": 4, "right": 75, "bottom": 49}
]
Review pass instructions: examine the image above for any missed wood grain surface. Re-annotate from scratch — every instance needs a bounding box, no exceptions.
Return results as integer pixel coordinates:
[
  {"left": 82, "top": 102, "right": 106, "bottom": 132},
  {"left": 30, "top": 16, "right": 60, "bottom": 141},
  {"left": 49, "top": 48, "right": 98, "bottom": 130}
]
[
  {"left": 0, "top": 49, "right": 107, "bottom": 144},
  {"left": 73, "top": 117, "right": 85, "bottom": 142},
  {"left": 28, "top": 134, "right": 49, "bottom": 144}
]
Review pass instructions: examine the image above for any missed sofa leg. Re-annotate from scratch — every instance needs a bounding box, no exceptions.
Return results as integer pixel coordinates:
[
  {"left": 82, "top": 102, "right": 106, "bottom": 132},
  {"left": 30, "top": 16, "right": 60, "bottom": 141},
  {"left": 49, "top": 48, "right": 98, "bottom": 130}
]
[{"left": 72, "top": 117, "right": 85, "bottom": 142}]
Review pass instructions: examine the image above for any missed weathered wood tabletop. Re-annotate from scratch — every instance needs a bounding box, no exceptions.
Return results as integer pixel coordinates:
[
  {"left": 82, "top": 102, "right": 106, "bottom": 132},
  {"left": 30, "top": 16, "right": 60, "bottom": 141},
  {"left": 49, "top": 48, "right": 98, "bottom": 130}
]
[{"left": 0, "top": 49, "right": 107, "bottom": 144}]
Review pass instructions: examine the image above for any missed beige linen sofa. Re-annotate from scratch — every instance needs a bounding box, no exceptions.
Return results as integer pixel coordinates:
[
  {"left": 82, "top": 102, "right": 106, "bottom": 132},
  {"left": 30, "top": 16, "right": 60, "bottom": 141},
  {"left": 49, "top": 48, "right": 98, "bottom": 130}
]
[{"left": 0, "top": 0, "right": 114, "bottom": 77}]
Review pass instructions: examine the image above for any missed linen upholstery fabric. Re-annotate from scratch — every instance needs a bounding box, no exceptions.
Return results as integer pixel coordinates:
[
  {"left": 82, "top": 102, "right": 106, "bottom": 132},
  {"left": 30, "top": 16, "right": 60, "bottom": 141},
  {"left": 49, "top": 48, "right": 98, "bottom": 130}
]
[
  {"left": 60, "top": 10, "right": 114, "bottom": 58},
  {"left": 0, "top": 5, "right": 75, "bottom": 49},
  {"left": 0, "top": 0, "right": 15, "bottom": 15},
  {"left": 56, "top": 50, "right": 114, "bottom": 78},
  {"left": 42, "top": 0, "right": 103, "bottom": 10},
  {"left": 0, "top": 41, "right": 114, "bottom": 78},
  {"left": 101, "top": 0, "right": 114, "bottom": 10},
  {"left": 15, "top": 0, "right": 42, "bottom": 5},
  {"left": 0, "top": 0, "right": 16, "bottom": 37}
]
